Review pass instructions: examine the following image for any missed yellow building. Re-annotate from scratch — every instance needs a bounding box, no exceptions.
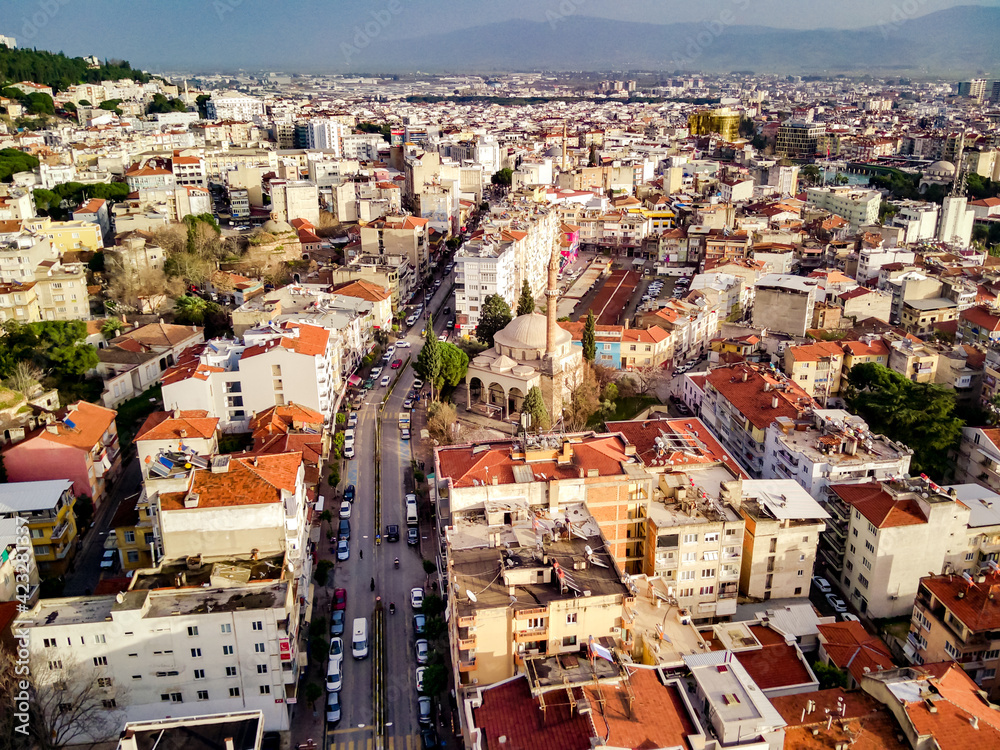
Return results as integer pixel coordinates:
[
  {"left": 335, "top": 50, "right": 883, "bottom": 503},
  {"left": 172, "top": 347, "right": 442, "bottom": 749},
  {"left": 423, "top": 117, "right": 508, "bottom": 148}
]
[
  {"left": 112, "top": 488, "right": 156, "bottom": 570},
  {"left": 21, "top": 216, "right": 104, "bottom": 253},
  {"left": 688, "top": 108, "right": 742, "bottom": 142},
  {"left": 0, "top": 281, "right": 41, "bottom": 322},
  {"left": 783, "top": 341, "right": 846, "bottom": 402},
  {"left": 0, "top": 479, "right": 77, "bottom": 576}
]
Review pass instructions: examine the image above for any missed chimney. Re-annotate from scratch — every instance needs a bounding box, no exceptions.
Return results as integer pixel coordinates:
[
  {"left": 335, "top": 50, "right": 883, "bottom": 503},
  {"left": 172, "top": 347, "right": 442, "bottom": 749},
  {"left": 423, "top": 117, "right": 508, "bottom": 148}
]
[
  {"left": 224, "top": 739, "right": 235, "bottom": 750},
  {"left": 173, "top": 408, "right": 181, "bottom": 419},
  {"left": 772, "top": 396, "right": 779, "bottom": 409}
]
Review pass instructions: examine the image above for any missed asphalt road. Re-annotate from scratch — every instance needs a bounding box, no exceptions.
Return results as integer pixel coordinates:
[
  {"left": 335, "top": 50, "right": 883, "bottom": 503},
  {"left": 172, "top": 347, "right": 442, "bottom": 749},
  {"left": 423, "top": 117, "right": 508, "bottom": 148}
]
[{"left": 326, "top": 273, "right": 454, "bottom": 749}]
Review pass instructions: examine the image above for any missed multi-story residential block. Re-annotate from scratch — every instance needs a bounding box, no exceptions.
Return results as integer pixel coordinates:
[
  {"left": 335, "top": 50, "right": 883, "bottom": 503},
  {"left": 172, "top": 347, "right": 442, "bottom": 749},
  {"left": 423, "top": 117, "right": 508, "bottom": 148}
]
[
  {"left": 359, "top": 215, "right": 431, "bottom": 281},
  {"left": 752, "top": 274, "right": 819, "bottom": 337},
  {"left": 2, "top": 402, "right": 122, "bottom": 509},
  {"left": 206, "top": 91, "right": 264, "bottom": 121},
  {"left": 134, "top": 410, "right": 220, "bottom": 480},
  {"left": 955, "top": 427, "right": 1000, "bottom": 493},
  {"left": 21, "top": 216, "right": 104, "bottom": 253},
  {"left": 161, "top": 323, "right": 334, "bottom": 432},
  {"left": 305, "top": 119, "right": 347, "bottom": 155},
  {"left": 823, "top": 478, "right": 971, "bottom": 618},
  {"left": 776, "top": 121, "right": 825, "bottom": 159},
  {"left": 124, "top": 165, "right": 176, "bottom": 192},
  {"left": 700, "top": 363, "right": 817, "bottom": 478},
  {"left": 816, "top": 621, "right": 894, "bottom": 689},
  {"left": 804, "top": 187, "right": 880, "bottom": 231},
  {"left": 887, "top": 337, "right": 940, "bottom": 383},
  {"left": 559, "top": 321, "right": 672, "bottom": 370},
  {"left": 890, "top": 200, "right": 939, "bottom": 244},
  {"left": 899, "top": 297, "right": 958, "bottom": 336},
  {"left": 0, "top": 280, "right": 41, "bottom": 322},
  {"left": 267, "top": 179, "right": 319, "bottom": 226},
  {"left": 19, "top": 567, "right": 301, "bottom": 737},
  {"left": 32, "top": 259, "right": 89, "bottom": 322},
  {"left": 764, "top": 409, "right": 912, "bottom": 500},
  {"left": 171, "top": 154, "right": 206, "bottom": 187},
  {"left": 958, "top": 305, "right": 1000, "bottom": 346},
  {"left": 0, "top": 480, "right": 76, "bottom": 576},
  {"left": 454, "top": 235, "right": 517, "bottom": 334},
  {"left": 72, "top": 198, "right": 110, "bottom": 241},
  {"left": 735, "top": 479, "right": 829, "bottom": 601},
  {"left": 910, "top": 573, "right": 1000, "bottom": 697},
  {"left": 96, "top": 323, "right": 206, "bottom": 409},
  {"left": 782, "top": 341, "right": 845, "bottom": 404}
]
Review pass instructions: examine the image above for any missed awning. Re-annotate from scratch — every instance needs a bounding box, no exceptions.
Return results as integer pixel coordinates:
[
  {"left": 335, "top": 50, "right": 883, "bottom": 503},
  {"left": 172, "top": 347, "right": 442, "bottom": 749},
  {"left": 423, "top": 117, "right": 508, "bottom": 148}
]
[{"left": 347, "top": 375, "right": 362, "bottom": 386}]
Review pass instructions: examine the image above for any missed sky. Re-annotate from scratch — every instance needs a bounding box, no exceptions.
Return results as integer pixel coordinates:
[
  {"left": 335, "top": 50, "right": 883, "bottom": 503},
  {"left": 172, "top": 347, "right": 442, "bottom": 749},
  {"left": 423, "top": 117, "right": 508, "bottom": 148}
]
[{"left": 5, "top": 0, "right": 999, "bottom": 71}]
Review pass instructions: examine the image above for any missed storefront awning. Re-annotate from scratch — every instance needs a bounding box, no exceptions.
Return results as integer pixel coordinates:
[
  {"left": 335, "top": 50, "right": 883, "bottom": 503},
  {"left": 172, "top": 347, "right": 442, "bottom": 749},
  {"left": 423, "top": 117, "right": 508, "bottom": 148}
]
[{"left": 347, "top": 375, "right": 362, "bottom": 386}]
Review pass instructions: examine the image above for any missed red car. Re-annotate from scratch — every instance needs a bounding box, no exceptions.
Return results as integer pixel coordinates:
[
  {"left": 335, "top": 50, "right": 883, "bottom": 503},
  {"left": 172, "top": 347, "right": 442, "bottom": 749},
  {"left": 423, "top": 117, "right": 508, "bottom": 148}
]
[
  {"left": 391, "top": 359, "right": 403, "bottom": 369},
  {"left": 333, "top": 588, "right": 347, "bottom": 610}
]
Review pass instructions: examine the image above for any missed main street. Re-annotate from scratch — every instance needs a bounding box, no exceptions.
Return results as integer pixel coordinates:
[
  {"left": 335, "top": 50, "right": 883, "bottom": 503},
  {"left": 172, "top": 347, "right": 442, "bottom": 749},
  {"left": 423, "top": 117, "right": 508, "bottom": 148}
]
[{"left": 324, "top": 269, "right": 455, "bottom": 750}]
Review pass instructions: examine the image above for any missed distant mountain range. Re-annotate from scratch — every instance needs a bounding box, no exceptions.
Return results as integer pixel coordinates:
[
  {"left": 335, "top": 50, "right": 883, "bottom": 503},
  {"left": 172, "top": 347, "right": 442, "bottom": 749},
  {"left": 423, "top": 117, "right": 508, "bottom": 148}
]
[{"left": 350, "top": 5, "right": 1000, "bottom": 75}]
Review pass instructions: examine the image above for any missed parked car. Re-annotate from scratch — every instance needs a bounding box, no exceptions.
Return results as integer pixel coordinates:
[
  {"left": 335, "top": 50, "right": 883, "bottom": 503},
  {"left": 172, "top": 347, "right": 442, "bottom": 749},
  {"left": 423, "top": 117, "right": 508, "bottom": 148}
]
[
  {"left": 340, "top": 501, "right": 352, "bottom": 519},
  {"left": 348, "top": 411, "right": 358, "bottom": 427},
  {"left": 415, "top": 639, "right": 429, "bottom": 665},
  {"left": 396, "top": 339, "right": 411, "bottom": 348},
  {"left": 401, "top": 429, "right": 411, "bottom": 440},
  {"left": 371, "top": 366, "right": 383, "bottom": 378},
  {"left": 407, "top": 527, "right": 419, "bottom": 546},
  {"left": 675, "top": 403, "right": 692, "bottom": 416},
  {"left": 325, "top": 658, "right": 342, "bottom": 692},
  {"left": 337, "top": 539, "right": 350, "bottom": 561},
  {"left": 381, "top": 375, "right": 391, "bottom": 387},
  {"left": 420, "top": 728, "right": 440, "bottom": 749},
  {"left": 344, "top": 444, "right": 355, "bottom": 459},
  {"left": 839, "top": 613, "right": 861, "bottom": 623},
  {"left": 413, "top": 379, "right": 424, "bottom": 389},
  {"left": 812, "top": 576, "right": 832, "bottom": 594},
  {"left": 415, "top": 666, "right": 426, "bottom": 693},
  {"left": 343, "top": 484, "right": 356, "bottom": 502},
  {"left": 413, "top": 614, "right": 426, "bottom": 636},
  {"left": 826, "top": 593, "right": 848, "bottom": 613},
  {"left": 100, "top": 550, "right": 116, "bottom": 569},
  {"left": 418, "top": 695, "right": 432, "bottom": 724},
  {"left": 333, "top": 588, "right": 347, "bottom": 610},
  {"left": 339, "top": 519, "right": 351, "bottom": 540},
  {"left": 328, "top": 637, "right": 344, "bottom": 669},
  {"left": 410, "top": 587, "right": 424, "bottom": 609},
  {"left": 330, "top": 610, "right": 345, "bottom": 636},
  {"left": 403, "top": 399, "right": 413, "bottom": 409},
  {"left": 326, "top": 691, "right": 341, "bottom": 724}
]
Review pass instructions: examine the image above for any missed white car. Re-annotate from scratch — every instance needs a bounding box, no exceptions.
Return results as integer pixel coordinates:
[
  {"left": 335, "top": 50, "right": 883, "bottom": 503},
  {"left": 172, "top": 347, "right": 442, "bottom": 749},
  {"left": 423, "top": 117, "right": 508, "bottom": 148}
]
[
  {"left": 371, "top": 366, "right": 383, "bottom": 378},
  {"left": 344, "top": 444, "right": 355, "bottom": 460},
  {"left": 410, "top": 587, "right": 425, "bottom": 610},
  {"left": 826, "top": 593, "right": 848, "bottom": 613},
  {"left": 381, "top": 375, "right": 390, "bottom": 387},
  {"left": 348, "top": 411, "right": 358, "bottom": 427},
  {"left": 415, "top": 666, "right": 426, "bottom": 693},
  {"left": 339, "top": 501, "right": 352, "bottom": 519},
  {"left": 396, "top": 340, "right": 411, "bottom": 348},
  {"left": 839, "top": 613, "right": 861, "bottom": 623},
  {"left": 415, "top": 639, "right": 429, "bottom": 665},
  {"left": 401, "top": 429, "right": 411, "bottom": 440},
  {"left": 328, "top": 637, "right": 344, "bottom": 670},
  {"left": 412, "top": 379, "right": 424, "bottom": 389},
  {"left": 344, "top": 428, "right": 356, "bottom": 442},
  {"left": 812, "top": 576, "right": 832, "bottom": 594},
  {"left": 325, "top": 658, "right": 343, "bottom": 692},
  {"left": 326, "top": 690, "right": 341, "bottom": 724},
  {"left": 385, "top": 345, "right": 395, "bottom": 356}
]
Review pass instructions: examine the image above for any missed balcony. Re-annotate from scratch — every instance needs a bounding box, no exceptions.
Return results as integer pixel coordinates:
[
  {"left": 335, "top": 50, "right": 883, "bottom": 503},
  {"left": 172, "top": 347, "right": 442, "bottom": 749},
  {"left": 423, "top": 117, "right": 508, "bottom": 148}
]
[
  {"left": 457, "top": 614, "right": 477, "bottom": 629},
  {"left": 514, "top": 628, "right": 548, "bottom": 644},
  {"left": 458, "top": 637, "right": 477, "bottom": 651},
  {"left": 49, "top": 521, "right": 71, "bottom": 542},
  {"left": 458, "top": 657, "right": 478, "bottom": 673},
  {"left": 513, "top": 607, "right": 547, "bottom": 620}
]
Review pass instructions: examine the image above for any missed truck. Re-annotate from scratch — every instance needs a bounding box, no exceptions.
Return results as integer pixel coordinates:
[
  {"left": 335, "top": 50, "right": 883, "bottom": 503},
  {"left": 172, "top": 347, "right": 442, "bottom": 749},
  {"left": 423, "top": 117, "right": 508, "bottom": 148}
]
[{"left": 398, "top": 411, "right": 411, "bottom": 431}]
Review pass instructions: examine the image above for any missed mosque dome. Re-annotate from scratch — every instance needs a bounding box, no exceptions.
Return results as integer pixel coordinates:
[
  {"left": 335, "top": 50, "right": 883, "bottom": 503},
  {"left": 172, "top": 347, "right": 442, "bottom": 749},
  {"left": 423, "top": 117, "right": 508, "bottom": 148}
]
[{"left": 493, "top": 313, "right": 570, "bottom": 352}]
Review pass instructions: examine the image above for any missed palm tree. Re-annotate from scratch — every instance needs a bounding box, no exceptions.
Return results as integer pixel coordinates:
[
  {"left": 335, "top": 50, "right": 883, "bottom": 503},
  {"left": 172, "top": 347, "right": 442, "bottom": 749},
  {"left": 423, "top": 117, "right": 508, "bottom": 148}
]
[{"left": 174, "top": 294, "right": 208, "bottom": 325}]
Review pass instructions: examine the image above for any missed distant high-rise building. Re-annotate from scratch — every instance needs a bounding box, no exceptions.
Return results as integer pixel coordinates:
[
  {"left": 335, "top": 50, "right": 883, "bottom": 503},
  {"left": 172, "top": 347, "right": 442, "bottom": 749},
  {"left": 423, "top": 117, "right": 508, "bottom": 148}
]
[
  {"left": 305, "top": 119, "right": 346, "bottom": 156},
  {"left": 775, "top": 121, "right": 826, "bottom": 159},
  {"left": 957, "top": 79, "right": 987, "bottom": 102},
  {"left": 688, "top": 107, "right": 742, "bottom": 142},
  {"left": 0, "top": 34, "right": 17, "bottom": 48}
]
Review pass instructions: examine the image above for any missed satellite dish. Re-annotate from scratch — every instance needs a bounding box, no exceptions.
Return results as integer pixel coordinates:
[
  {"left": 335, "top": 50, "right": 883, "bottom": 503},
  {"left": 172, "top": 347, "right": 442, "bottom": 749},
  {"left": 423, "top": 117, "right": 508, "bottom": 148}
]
[
  {"left": 585, "top": 545, "right": 594, "bottom": 557},
  {"left": 466, "top": 590, "right": 478, "bottom": 603}
]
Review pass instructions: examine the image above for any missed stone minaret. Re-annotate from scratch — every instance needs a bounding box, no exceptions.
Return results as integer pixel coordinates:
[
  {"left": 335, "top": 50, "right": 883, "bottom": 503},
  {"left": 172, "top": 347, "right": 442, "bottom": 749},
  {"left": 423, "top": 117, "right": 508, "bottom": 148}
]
[{"left": 545, "top": 243, "right": 560, "bottom": 358}]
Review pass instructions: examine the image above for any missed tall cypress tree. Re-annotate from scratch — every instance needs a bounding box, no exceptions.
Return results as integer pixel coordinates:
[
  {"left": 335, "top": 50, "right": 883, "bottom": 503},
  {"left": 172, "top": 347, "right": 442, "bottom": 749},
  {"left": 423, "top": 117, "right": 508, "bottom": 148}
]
[{"left": 582, "top": 310, "right": 597, "bottom": 362}]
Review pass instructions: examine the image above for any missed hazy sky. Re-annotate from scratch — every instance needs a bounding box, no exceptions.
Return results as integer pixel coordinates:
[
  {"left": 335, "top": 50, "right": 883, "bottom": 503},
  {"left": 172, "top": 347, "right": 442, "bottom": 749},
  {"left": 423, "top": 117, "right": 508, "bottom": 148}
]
[{"left": 5, "top": 0, "right": 998, "bottom": 71}]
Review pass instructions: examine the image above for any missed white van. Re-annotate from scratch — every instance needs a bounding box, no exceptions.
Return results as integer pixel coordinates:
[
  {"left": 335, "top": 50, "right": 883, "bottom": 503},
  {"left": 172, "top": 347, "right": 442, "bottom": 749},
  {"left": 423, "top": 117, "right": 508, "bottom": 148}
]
[
  {"left": 406, "top": 493, "right": 418, "bottom": 526},
  {"left": 352, "top": 617, "right": 369, "bottom": 659}
]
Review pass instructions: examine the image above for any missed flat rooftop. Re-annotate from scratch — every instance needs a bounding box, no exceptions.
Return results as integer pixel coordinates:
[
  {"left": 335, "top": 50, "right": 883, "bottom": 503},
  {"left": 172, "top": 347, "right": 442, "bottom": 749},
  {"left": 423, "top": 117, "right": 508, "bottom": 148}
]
[
  {"left": 649, "top": 470, "right": 744, "bottom": 529},
  {"left": 772, "top": 412, "right": 909, "bottom": 466},
  {"left": 121, "top": 712, "right": 262, "bottom": 750},
  {"left": 626, "top": 575, "right": 710, "bottom": 665},
  {"left": 0, "top": 479, "right": 73, "bottom": 514},
  {"left": 450, "top": 536, "right": 627, "bottom": 617},
  {"left": 129, "top": 555, "right": 286, "bottom": 591}
]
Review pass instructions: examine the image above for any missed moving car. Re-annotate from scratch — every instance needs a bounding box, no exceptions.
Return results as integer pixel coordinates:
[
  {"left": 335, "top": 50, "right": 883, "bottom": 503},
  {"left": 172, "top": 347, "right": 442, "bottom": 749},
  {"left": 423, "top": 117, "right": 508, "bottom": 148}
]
[
  {"left": 385, "top": 524, "right": 400, "bottom": 542},
  {"left": 410, "top": 587, "right": 424, "bottom": 610},
  {"left": 343, "top": 484, "right": 356, "bottom": 502},
  {"left": 392, "top": 359, "right": 403, "bottom": 369},
  {"left": 381, "top": 375, "right": 391, "bottom": 387},
  {"left": 333, "top": 588, "right": 347, "bottom": 610},
  {"left": 396, "top": 339, "right": 411, "bottom": 348}
]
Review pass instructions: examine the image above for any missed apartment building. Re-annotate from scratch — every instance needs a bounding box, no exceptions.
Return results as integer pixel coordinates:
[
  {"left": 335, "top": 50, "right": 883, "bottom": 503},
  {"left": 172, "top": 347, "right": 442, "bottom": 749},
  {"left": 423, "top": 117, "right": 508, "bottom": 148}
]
[
  {"left": 33, "top": 259, "right": 89, "bottom": 322},
  {"left": 21, "top": 216, "right": 104, "bottom": 253},
  {"left": 782, "top": 342, "right": 845, "bottom": 403},
  {"left": 910, "top": 573, "right": 1000, "bottom": 697},
  {"left": 0, "top": 231, "right": 58, "bottom": 283},
  {"left": 72, "top": 198, "right": 110, "bottom": 241},
  {"left": 958, "top": 305, "right": 1000, "bottom": 346},
  {"left": 735, "top": 480, "right": 829, "bottom": 601},
  {"left": 19, "top": 570, "right": 300, "bottom": 738},
  {"left": 887, "top": 337, "right": 940, "bottom": 383},
  {"left": 763, "top": 410, "right": 912, "bottom": 500},
  {"left": 776, "top": 121, "right": 825, "bottom": 159},
  {"left": 3, "top": 402, "right": 122, "bottom": 509},
  {"left": 454, "top": 236, "right": 518, "bottom": 334},
  {"left": 804, "top": 187, "right": 880, "bottom": 231},
  {"left": 699, "top": 363, "right": 817, "bottom": 478},
  {"left": 0, "top": 480, "right": 76, "bottom": 576},
  {"left": 267, "top": 180, "right": 319, "bottom": 226},
  {"left": 134, "top": 410, "right": 220, "bottom": 481},
  {"left": 359, "top": 215, "right": 431, "bottom": 280},
  {"left": 899, "top": 297, "right": 958, "bottom": 336},
  {"left": 823, "top": 478, "right": 971, "bottom": 618},
  {"left": 0, "top": 280, "right": 40, "bottom": 322},
  {"left": 752, "top": 274, "right": 819, "bottom": 337},
  {"left": 206, "top": 92, "right": 264, "bottom": 121},
  {"left": 161, "top": 323, "right": 334, "bottom": 432},
  {"left": 955, "top": 427, "right": 1000, "bottom": 493},
  {"left": 558, "top": 321, "right": 673, "bottom": 370}
]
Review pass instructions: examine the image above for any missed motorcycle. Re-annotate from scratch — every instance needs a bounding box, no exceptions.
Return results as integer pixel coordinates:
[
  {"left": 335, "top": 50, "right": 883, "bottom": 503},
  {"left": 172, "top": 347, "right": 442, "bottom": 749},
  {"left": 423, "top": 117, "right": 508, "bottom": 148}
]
[
  {"left": 394, "top": 558, "right": 400, "bottom": 569},
  {"left": 389, "top": 602, "right": 395, "bottom": 615}
]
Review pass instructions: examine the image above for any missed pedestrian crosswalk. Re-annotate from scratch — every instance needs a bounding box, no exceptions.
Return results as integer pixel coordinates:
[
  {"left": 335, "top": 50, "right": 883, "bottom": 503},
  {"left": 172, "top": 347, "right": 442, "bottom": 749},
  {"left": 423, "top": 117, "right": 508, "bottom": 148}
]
[{"left": 325, "top": 729, "right": 424, "bottom": 750}]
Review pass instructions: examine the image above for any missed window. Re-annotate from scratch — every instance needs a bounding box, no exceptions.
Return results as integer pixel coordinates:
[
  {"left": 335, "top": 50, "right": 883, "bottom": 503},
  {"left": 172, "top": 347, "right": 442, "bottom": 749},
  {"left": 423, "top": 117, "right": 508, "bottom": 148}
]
[
  {"left": 169, "top": 692, "right": 183, "bottom": 703},
  {"left": 124, "top": 530, "right": 135, "bottom": 543},
  {"left": 256, "top": 664, "right": 268, "bottom": 674},
  {"left": 945, "top": 641, "right": 960, "bottom": 659},
  {"left": 699, "top": 585, "right": 714, "bottom": 596},
  {"left": 252, "top": 621, "right": 263, "bottom": 631},
  {"left": 683, "top": 533, "right": 697, "bottom": 544},
  {"left": 799, "top": 554, "right": 806, "bottom": 562},
  {"left": 802, "top": 535, "right": 809, "bottom": 543},
  {"left": 703, "top": 532, "right": 719, "bottom": 543},
  {"left": 194, "top": 669, "right": 205, "bottom": 680},
  {"left": 43, "top": 638, "right": 57, "bottom": 648},
  {"left": 858, "top": 574, "right": 870, "bottom": 589},
  {"left": 794, "top": 587, "right": 802, "bottom": 595},
  {"left": 678, "top": 587, "right": 694, "bottom": 597},
  {"left": 701, "top": 568, "right": 715, "bottom": 579},
  {"left": 703, "top": 551, "right": 719, "bottom": 561},
  {"left": 868, "top": 522, "right": 877, "bottom": 535},
  {"left": 191, "top": 648, "right": 202, "bottom": 658},
  {"left": 187, "top": 626, "right": 199, "bottom": 637},
  {"left": 223, "top": 645, "right": 234, "bottom": 656},
  {"left": 562, "top": 635, "right": 578, "bottom": 647},
  {"left": 566, "top": 613, "right": 577, "bottom": 625},
  {"left": 198, "top": 690, "right": 209, "bottom": 701},
  {"left": 865, "top": 540, "right": 875, "bottom": 554},
  {"left": 863, "top": 557, "right": 872, "bottom": 570},
  {"left": 966, "top": 552, "right": 975, "bottom": 562},
  {"left": 254, "top": 642, "right": 266, "bottom": 653},
  {"left": 259, "top": 685, "right": 271, "bottom": 695},
  {"left": 97, "top": 677, "right": 113, "bottom": 688},
  {"left": 221, "top": 623, "right": 232, "bottom": 634},
  {"left": 93, "top": 656, "right": 107, "bottom": 667},
  {"left": 226, "top": 666, "right": 237, "bottom": 677},
  {"left": 679, "top": 570, "right": 695, "bottom": 581},
  {"left": 682, "top": 552, "right": 696, "bottom": 563}
]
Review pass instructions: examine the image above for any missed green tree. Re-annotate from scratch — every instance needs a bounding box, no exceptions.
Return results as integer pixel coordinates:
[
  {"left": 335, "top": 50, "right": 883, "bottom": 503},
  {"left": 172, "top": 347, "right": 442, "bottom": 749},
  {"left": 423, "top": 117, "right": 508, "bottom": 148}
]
[
  {"left": 0, "top": 148, "right": 40, "bottom": 182},
  {"left": 475, "top": 294, "right": 512, "bottom": 347},
  {"left": 173, "top": 294, "right": 208, "bottom": 324},
  {"left": 415, "top": 315, "right": 442, "bottom": 399},
  {"left": 438, "top": 342, "right": 469, "bottom": 390},
  {"left": 516, "top": 279, "right": 535, "bottom": 316},
  {"left": 813, "top": 661, "right": 848, "bottom": 690},
  {"left": 844, "top": 363, "right": 963, "bottom": 480},
  {"left": 581, "top": 311, "right": 597, "bottom": 362},
  {"left": 100, "top": 318, "right": 124, "bottom": 339},
  {"left": 422, "top": 663, "right": 449, "bottom": 697},
  {"left": 521, "top": 386, "right": 551, "bottom": 432},
  {"left": 490, "top": 167, "right": 513, "bottom": 187},
  {"left": 588, "top": 143, "right": 599, "bottom": 167},
  {"left": 303, "top": 682, "right": 323, "bottom": 708},
  {"left": 800, "top": 164, "right": 822, "bottom": 186}
]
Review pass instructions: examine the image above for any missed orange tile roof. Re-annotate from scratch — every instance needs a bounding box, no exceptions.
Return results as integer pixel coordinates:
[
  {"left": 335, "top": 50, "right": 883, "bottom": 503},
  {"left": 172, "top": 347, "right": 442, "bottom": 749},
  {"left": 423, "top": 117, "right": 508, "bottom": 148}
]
[
  {"left": 583, "top": 668, "right": 696, "bottom": 749},
  {"left": 787, "top": 341, "right": 844, "bottom": 362},
  {"left": 898, "top": 663, "right": 1000, "bottom": 747},
  {"left": 830, "top": 483, "right": 927, "bottom": 529},
  {"left": 19, "top": 401, "right": 116, "bottom": 452},
  {"left": 158, "top": 452, "right": 302, "bottom": 511},
  {"left": 606, "top": 417, "right": 748, "bottom": 478},
  {"left": 961, "top": 305, "right": 1000, "bottom": 333},
  {"left": 733, "top": 625, "right": 816, "bottom": 690},
  {"left": 771, "top": 688, "right": 906, "bottom": 750},
  {"left": 248, "top": 433, "right": 323, "bottom": 465},
  {"left": 241, "top": 323, "right": 329, "bottom": 359},
  {"left": 112, "top": 323, "right": 202, "bottom": 349},
  {"left": 330, "top": 279, "right": 392, "bottom": 302},
  {"left": 920, "top": 573, "right": 1000, "bottom": 633},
  {"left": 706, "top": 364, "right": 815, "bottom": 429},
  {"left": 817, "top": 621, "right": 894, "bottom": 684},
  {"left": 136, "top": 410, "right": 219, "bottom": 442},
  {"left": 249, "top": 403, "right": 325, "bottom": 440}
]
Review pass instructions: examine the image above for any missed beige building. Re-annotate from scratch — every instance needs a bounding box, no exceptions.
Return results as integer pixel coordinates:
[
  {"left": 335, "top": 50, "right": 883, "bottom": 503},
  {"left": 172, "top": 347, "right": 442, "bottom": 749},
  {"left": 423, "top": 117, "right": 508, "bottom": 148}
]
[
  {"left": 783, "top": 341, "right": 846, "bottom": 403},
  {"left": 887, "top": 338, "right": 939, "bottom": 384},
  {"left": 736, "top": 480, "right": 829, "bottom": 601},
  {"left": 955, "top": 427, "right": 1000, "bottom": 494},
  {"left": 899, "top": 298, "right": 958, "bottom": 336},
  {"left": 359, "top": 215, "right": 431, "bottom": 280},
  {"left": 0, "top": 280, "right": 41, "bottom": 322},
  {"left": 33, "top": 260, "right": 89, "bottom": 321}
]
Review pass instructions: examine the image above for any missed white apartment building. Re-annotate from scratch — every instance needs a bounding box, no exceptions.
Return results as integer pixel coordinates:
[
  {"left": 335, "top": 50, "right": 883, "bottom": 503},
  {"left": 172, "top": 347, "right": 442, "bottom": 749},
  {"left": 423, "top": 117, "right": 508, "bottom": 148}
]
[
  {"left": 736, "top": 480, "right": 829, "bottom": 601},
  {"left": 823, "top": 478, "right": 971, "bottom": 619},
  {"left": 268, "top": 180, "right": 319, "bottom": 226},
  {"left": 341, "top": 133, "right": 383, "bottom": 161},
  {"left": 19, "top": 576, "right": 300, "bottom": 738},
  {"left": 0, "top": 232, "right": 58, "bottom": 283},
  {"left": 954, "top": 426, "right": 1000, "bottom": 495},
  {"left": 890, "top": 201, "right": 939, "bottom": 244},
  {"left": 206, "top": 92, "right": 264, "bottom": 122},
  {"left": 161, "top": 323, "right": 334, "bottom": 432},
  {"left": 938, "top": 195, "right": 976, "bottom": 247},
  {"left": 804, "top": 187, "right": 880, "bottom": 231},
  {"left": 857, "top": 246, "right": 917, "bottom": 285},
  {"left": 454, "top": 239, "right": 518, "bottom": 334},
  {"left": 763, "top": 410, "right": 913, "bottom": 500},
  {"left": 305, "top": 119, "right": 346, "bottom": 156}
]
